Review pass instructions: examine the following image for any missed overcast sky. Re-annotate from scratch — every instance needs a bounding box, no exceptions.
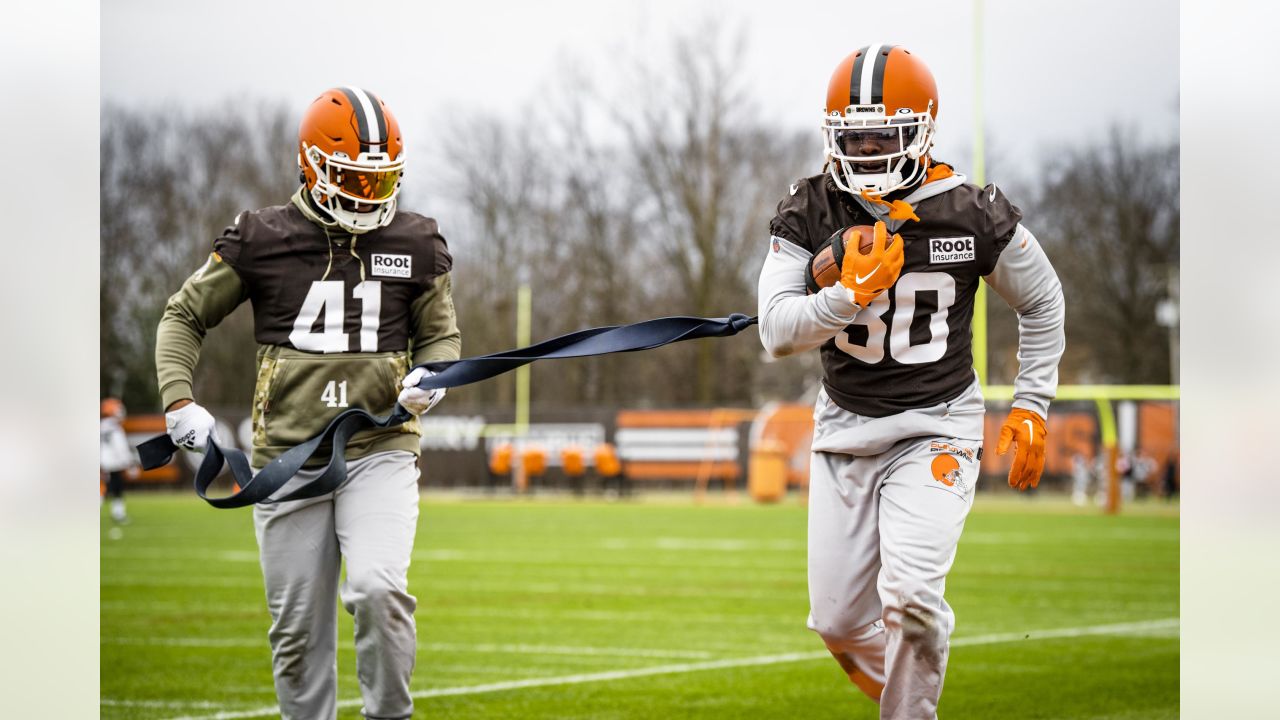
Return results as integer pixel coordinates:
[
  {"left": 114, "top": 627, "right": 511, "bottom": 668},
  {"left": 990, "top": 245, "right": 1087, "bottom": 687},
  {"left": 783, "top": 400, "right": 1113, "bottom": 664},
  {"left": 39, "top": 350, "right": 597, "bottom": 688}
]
[{"left": 103, "top": 0, "right": 1177, "bottom": 192}]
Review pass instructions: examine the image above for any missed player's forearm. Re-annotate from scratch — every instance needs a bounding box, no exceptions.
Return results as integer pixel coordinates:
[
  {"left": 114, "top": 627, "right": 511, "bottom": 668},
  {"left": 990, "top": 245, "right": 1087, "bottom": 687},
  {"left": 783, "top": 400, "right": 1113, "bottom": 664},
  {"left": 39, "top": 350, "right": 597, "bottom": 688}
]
[
  {"left": 1011, "top": 291, "right": 1065, "bottom": 417},
  {"left": 758, "top": 236, "right": 859, "bottom": 358},
  {"left": 984, "top": 225, "right": 1066, "bottom": 416},
  {"left": 410, "top": 273, "right": 463, "bottom": 365},
  {"left": 414, "top": 332, "right": 461, "bottom": 366},
  {"left": 154, "top": 256, "right": 248, "bottom": 409},
  {"left": 156, "top": 303, "right": 206, "bottom": 410}
]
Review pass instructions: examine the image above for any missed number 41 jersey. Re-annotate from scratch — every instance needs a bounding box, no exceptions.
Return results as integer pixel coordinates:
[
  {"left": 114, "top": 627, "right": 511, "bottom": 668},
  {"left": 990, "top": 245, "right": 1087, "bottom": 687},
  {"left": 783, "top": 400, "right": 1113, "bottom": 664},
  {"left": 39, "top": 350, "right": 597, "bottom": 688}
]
[
  {"left": 215, "top": 200, "right": 451, "bottom": 352},
  {"left": 769, "top": 171, "right": 1021, "bottom": 418},
  {"left": 155, "top": 190, "right": 459, "bottom": 467}
]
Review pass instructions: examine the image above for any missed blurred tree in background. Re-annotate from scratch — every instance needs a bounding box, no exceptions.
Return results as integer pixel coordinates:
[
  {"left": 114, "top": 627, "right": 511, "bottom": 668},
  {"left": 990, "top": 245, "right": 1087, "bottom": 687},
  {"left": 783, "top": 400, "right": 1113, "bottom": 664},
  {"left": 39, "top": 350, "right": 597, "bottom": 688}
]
[
  {"left": 100, "top": 102, "right": 295, "bottom": 410},
  {"left": 439, "top": 23, "right": 814, "bottom": 412},
  {"left": 986, "top": 129, "right": 1179, "bottom": 387},
  {"left": 101, "top": 33, "right": 1178, "bottom": 414}
]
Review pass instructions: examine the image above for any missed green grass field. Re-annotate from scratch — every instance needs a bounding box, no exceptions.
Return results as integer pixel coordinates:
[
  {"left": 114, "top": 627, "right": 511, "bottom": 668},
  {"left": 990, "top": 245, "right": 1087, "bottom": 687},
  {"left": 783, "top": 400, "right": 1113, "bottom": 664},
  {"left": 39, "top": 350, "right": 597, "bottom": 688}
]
[{"left": 101, "top": 493, "right": 1178, "bottom": 719}]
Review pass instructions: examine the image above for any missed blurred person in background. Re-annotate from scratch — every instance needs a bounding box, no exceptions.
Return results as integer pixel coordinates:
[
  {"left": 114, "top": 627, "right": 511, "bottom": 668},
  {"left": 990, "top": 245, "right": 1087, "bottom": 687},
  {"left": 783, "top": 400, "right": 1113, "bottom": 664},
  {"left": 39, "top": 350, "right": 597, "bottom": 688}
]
[
  {"left": 1070, "top": 450, "right": 1092, "bottom": 506},
  {"left": 153, "top": 87, "right": 461, "bottom": 720},
  {"left": 1118, "top": 452, "right": 1135, "bottom": 502},
  {"left": 1133, "top": 450, "right": 1156, "bottom": 498},
  {"left": 1162, "top": 452, "right": 1179, "bottom": 499},
  {"left": 1093, "top": 453, "right": 1111, "bottom": 506},
  {"left": 99, "top": 397, "right": 137, "bottom": 524}
]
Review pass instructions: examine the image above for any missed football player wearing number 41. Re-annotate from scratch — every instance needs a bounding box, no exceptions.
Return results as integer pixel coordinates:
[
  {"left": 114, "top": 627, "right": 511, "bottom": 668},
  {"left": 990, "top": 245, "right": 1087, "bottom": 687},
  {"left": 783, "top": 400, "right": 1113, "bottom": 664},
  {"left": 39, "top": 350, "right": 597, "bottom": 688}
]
[
  {"left": 154, "top": 88, "right": 461, "bottom": 720},
  {"left": 757, "top": 45, "right": 1064, "bottom": 719}
]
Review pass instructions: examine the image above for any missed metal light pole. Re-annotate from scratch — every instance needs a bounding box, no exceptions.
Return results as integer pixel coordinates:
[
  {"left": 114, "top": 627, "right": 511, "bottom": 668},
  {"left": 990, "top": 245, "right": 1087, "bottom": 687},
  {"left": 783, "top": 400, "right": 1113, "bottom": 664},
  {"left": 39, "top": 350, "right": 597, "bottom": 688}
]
[
  {"left": 1156, "top": 266, "right": 1180, "bottom": 464},
  {"left": 1155, "top": 267, "right": 1179, "bottom": 387},
  {"left": 972, "top": 0, "right": 989, "bottom": 386}
]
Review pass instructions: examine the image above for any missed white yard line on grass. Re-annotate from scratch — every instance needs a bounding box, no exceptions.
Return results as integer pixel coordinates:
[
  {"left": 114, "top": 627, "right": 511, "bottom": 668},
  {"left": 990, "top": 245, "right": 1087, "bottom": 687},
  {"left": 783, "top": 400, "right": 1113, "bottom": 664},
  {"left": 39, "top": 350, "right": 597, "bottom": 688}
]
[
  {"left": 599, "top": 537, "right": 806, "bottom": 552},
  {"left": 157, "top": 617, "right": 1179, "bottom": 720},
  {"left": 423, "top": 579, "right": 805, "bottom": 601},
  {"left": 102, "top": 575, "right": 261, "bottom": 588},
  {"left": 107, "top": 637, "right": 262, "bottom": 648},
  {"left": 102, "top": 699, "right": 228, "bottom": 710},
  {"left": 101, "top": 599, "right": 801, "bottom": 625},
  {"left": 103, "top": 637, "right": 713, "bottom": 659},
  {"left": 949, "top": 618, "right": 1179, "bottom": 646},
  {"left": 431, "top": 642, "right": 713, "bottom": 659},
  {"left": 104, "top": 547, "right": 805, "bottom": 573},
  {"left": 959, "top": 529, "right": 1179, "bottom": 544}
]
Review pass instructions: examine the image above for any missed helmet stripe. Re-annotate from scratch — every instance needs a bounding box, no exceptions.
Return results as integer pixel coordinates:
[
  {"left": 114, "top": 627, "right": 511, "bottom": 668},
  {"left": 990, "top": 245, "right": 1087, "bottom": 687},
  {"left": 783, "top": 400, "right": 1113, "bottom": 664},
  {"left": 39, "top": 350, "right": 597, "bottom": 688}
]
[
  {"left": 363, "top": 89, "right": 388, "bottom": 153},
  {"left": 849, "top": 45, "right": 868, "bottom": 105},
  {"left": 870, "top": 45, "right": 896, "bottom": 105},
  {"left": 339, "top": 87, "right": 371, "bottom": 153},
  {"left": 859, "top": 44, "right": 883, "bottom": 106},
  {"left": 340, "top": 86, "right": 385, "bottom": 154}
]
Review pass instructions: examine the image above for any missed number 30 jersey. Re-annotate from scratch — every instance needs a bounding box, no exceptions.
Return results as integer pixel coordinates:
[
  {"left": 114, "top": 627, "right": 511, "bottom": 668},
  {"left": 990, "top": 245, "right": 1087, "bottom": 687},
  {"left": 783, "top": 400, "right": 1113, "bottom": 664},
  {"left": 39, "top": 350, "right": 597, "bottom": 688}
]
[{"left": 767, "top": 168, "right": 1021, "bottom": 418}]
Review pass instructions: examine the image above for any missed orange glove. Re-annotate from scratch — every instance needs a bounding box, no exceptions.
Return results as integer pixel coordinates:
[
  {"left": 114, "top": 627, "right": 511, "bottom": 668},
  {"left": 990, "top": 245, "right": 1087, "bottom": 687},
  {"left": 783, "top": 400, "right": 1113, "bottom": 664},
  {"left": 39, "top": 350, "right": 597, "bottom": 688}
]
[
  {"left": 840, "top": 221, "right": 905, "bottom": 307},
  {"left": 997, "top": 408, "right": 1047, "bottom": 491}
]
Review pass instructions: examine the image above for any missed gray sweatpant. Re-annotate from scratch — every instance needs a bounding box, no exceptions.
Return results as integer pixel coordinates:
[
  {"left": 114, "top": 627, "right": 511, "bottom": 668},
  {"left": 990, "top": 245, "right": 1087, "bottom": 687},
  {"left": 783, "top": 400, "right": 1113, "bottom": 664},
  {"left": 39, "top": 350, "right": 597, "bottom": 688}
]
[
  {"left": 806, "top": 435, "right": 980, "bottom": 720},
  {"left": 253, "top": 450, "right": 421, "bottom": 720}
]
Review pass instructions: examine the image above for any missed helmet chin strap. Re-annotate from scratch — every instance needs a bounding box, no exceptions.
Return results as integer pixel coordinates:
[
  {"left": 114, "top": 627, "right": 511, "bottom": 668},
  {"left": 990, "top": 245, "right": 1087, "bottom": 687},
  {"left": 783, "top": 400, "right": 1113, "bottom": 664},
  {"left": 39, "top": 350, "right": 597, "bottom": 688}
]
[
  {"left": 859, "top": 189, "right": 921, "bottom": 222},
  {"left": 856, "top": 156, "right": 928, "bottom": 223}
]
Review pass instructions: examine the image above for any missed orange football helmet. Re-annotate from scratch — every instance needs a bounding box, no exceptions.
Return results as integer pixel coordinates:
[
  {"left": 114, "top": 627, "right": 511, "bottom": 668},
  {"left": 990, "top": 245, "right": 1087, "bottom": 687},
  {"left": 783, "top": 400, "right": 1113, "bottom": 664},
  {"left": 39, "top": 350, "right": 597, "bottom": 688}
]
[
  {"left": 101, "top": 397, "right": 124, "bottom": 419},
  {"left": 298, "top": 87, "right": 404, "bottom": 234},
  {"left": 822, "top": 45, "right": 938, "bottom": 197}
]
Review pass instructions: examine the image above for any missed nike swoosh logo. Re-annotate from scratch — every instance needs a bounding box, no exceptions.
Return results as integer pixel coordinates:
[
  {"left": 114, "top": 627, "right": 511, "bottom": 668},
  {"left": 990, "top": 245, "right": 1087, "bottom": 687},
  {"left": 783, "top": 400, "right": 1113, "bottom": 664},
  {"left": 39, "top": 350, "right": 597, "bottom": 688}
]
[
  {"left": 854, "top": 264, "right": 881, "bottom": 284},
  {"left": 1023, "top": 419, "right": 1035, "bottom": 438},
  {"left": 989, "top": 186, "right": 997, "bottom": 201},
  {"left": 789, "top": 184, "right": 799, "bottom": 196}
]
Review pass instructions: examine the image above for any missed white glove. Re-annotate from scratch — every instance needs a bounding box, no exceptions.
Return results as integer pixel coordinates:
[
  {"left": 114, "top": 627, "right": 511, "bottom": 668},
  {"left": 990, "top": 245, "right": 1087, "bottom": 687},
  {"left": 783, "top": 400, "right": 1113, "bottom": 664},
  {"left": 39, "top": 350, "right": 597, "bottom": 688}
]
[
  {"left": 398, "top": 367, "right": 446, "bottom": 416},
  {"left": 165, "top": 401, "right": 218, "bottom": 453}
]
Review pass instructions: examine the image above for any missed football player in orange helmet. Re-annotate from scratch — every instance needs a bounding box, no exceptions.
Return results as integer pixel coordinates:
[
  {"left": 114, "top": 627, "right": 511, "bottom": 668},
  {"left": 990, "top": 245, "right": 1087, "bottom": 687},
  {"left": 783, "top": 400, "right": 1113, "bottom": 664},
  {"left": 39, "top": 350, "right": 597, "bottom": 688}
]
[
  {"left": 156, "top": 87, "right": 461, "bottom": 719},
  {"left": 99, "top": 397, "right": 136, "bottom": 524},
  {"left": 822, "top": 44, "right": 938, "bottom": 197},
  {"left": 758, "top": 45, "right": 1065, "bottom": 718},
  {"left": 298, "top": 87, "right": 405, "bottom": 234}
]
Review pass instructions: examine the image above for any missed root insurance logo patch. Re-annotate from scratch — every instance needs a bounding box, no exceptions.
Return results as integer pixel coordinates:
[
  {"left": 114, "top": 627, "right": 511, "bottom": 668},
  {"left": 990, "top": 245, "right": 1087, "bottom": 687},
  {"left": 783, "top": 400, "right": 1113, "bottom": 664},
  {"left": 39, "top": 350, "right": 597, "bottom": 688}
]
[
  {"left": 372, "top": 253, "right": 412, "bottom": 278},
  {"left": 929, "top": 237, "right": 975, "bottom": 265}
]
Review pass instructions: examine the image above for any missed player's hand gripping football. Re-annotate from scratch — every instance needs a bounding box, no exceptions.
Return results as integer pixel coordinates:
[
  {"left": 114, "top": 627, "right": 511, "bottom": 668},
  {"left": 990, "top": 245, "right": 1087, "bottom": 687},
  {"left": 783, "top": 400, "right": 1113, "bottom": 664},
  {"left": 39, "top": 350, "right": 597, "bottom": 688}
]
[
  {"left": 398, "top": 367, "right": 446, "bottom": 416},
  {"left": 839, "top": 221, "right": 904, "bottom": 307},
  {"left": 997, "top": 408, "right": 1047, "bottom": 491}
]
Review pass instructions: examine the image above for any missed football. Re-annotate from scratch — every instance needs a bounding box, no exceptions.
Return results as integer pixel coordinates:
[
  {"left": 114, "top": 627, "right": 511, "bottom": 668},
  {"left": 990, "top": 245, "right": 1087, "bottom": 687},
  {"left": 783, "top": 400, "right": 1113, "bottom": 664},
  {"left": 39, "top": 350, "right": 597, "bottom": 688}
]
[{"left": 805, "top": 225, "right": 876, "bottom": 294}]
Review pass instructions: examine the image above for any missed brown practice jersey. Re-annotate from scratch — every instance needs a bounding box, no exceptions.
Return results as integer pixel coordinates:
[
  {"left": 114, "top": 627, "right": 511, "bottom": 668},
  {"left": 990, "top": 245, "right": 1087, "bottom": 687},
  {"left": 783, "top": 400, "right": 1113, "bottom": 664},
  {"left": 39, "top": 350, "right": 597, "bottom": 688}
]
[
  {"left": 214, "top": 202, "right": 451, "bottom": 353},
  {"left": 769, "top": 171, "right": 1021, "bottom": 417}
]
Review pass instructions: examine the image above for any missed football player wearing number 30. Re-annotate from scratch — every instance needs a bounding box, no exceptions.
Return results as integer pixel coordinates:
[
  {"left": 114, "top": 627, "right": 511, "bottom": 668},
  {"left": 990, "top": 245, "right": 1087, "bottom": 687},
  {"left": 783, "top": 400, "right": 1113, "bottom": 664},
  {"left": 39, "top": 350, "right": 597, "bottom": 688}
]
[
  {"left": 757, "top": 45, "right": 1064, "bottom": 719},
  {"left": 154, "top": 88, "right": 461, "bottom": 720}
]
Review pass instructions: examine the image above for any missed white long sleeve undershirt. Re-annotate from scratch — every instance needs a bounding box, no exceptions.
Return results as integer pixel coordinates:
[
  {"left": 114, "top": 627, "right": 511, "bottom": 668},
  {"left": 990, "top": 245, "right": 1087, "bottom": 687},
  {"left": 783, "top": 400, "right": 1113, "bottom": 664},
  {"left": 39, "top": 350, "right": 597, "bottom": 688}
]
[
  {"left": 982, "top": 224, "right": 1066, "bottom": 417},
  {"left": 756, "top": 237, "right": 860, "bottom": 358}
]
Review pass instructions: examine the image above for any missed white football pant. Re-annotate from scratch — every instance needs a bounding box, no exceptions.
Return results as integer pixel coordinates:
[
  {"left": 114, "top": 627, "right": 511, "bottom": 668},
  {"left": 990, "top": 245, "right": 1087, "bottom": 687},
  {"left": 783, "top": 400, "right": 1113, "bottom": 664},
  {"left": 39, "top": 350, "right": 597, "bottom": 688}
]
[
  {"left": 253, "top": 450, "right": 421, "bottom": 720},
  {"left": 807, "top": 435, "right": 980, "bottom": 720}
]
